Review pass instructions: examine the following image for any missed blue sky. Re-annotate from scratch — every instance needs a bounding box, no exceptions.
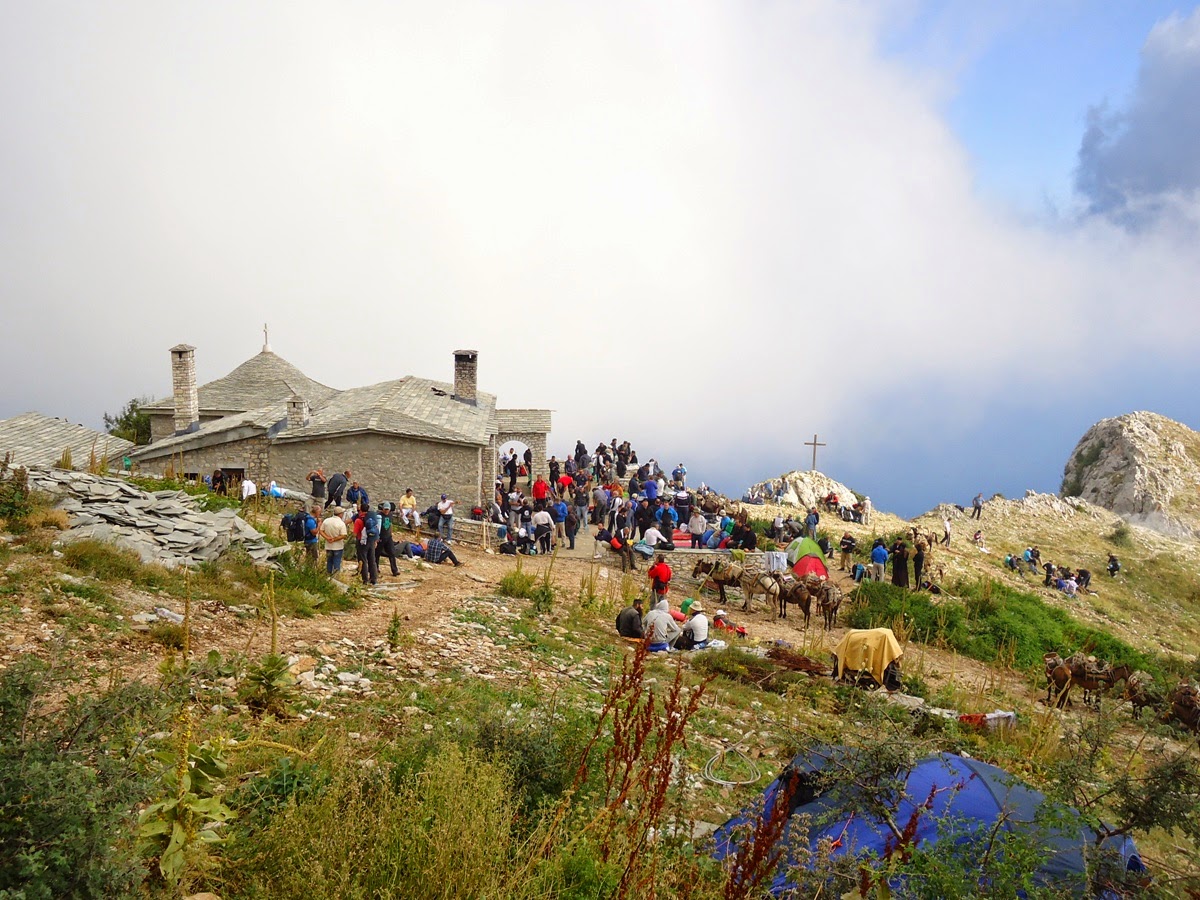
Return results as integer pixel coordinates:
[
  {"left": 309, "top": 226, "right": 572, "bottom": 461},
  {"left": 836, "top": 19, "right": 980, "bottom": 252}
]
[
  {"left": 1, "top": 2, "right": 1198, "bottom": 519},
  {"left": 882, "top": 3, "right": 1193, "bottom": 210}
]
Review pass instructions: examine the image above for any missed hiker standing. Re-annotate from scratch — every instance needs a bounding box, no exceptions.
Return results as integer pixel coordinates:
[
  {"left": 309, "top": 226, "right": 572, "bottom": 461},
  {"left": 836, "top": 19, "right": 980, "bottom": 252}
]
[
  {"left": 838, "top": 532, "right": 857, "bottom": 571},
  {"left": 359, "top": 505, "right": 380, "bottom": 585},
  {"left": 941, "top": 516, "right": 952, "bottom": 546},
  {"left": 437, "top": 494, "right": 456, "bottom": 542},
  {"left": 870, "top": 539, "right": 888, "bottom": 582},
  {"left": 375, "top": 502, "right": 400, "bottom": 577},
  {"left": 303, "top": 505, "right": 320, "bottom": 563},
  {"left": 971, "top": 493, "right": 983, "bottom": 520},
  {"left": 307, "top": 468, "right": 327, "bottom": 502},
  {"left": 318, "top": 506, "right": 348, "bottom": 575},
  {"left": 912, "top": 542, "right": 925, "bottom": 590},
  {"left": 805, "top": 507, "right": 820, "bottom": 540}
]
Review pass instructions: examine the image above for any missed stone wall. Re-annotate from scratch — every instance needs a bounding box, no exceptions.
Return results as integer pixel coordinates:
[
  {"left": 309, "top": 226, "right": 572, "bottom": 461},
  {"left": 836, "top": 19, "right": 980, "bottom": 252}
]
[
  {"left": 135, "top": 439, "right": 259, "bottom": 482},
  {"left": 269, "top": 433, "right": 484, "bottom": 510}
]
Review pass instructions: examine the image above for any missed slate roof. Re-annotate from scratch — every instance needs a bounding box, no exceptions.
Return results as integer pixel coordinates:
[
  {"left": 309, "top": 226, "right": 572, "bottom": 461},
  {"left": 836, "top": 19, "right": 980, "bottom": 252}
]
[
  {"left": 131, "top": 403, "right": 287, "bottom": 460},
  {"left": 0, "top": 412, "right": 134, "bottom": 470},
  {"left": 274, "top": 377, "right": 499, "bottom": 446},
  {"left": 143, "top": 350, "right": 336, "bottom": 415},
  {"left": 494, "top": 408, "right": 553, "bottom": 434}
]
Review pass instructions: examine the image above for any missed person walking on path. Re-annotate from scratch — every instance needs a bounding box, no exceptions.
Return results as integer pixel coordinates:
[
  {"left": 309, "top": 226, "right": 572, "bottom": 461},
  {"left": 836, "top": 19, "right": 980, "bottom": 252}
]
[
  {"left": 838, "top": 532, "right": 858, "bottom": 571},
  {"left": 375, "top": 502, "right": 400, "bottom": 577},
  {"left": 437, "top": 494, "right": 456, "bottom": 542},
  {"left": 565, "top": 506, "right": 580, "bottom": 550},
  {"left": 318, "top": 506, "right": 348, "bottom": 575},
  {"left": 326, "top": 470, "right": 349, "bottom": 509},
  {"left": 971, "top": 493, "right": 983, "bottom": 520}
]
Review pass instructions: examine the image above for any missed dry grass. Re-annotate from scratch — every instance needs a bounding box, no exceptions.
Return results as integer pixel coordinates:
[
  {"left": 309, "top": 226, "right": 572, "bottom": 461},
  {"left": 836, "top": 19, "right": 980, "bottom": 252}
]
[{"left": 27, "top": 508, "right": 69, "bottom": 530}]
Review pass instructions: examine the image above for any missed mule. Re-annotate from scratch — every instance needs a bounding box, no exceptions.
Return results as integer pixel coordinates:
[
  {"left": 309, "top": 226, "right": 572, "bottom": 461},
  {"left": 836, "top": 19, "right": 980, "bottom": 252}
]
[
  {"left": 776, "top": 577, "right": 812, "bottom": 624},
  {"left": 1048, "top": 662, "right": 1132, "bottom": 709},
  {"left": 692, "top": 558, "right": 744, "bottom": 607},
  {"left": 1163, "top": 682, "right": 1200, "bottom": 734},
  {"left": 818, "top": 582, "right": 843, "bottom": 629}
]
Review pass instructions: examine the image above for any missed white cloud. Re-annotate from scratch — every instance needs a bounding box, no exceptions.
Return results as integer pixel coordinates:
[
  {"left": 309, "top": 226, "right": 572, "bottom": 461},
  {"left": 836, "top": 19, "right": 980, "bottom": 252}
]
[{"left": 0, "top": 1, "right": 1196, "bottom": 493}]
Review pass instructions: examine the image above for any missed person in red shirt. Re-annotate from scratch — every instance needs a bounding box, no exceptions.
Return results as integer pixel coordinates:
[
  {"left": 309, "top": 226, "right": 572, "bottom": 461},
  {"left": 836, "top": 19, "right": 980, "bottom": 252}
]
[
  {"left": 532, "top": 475, "right": 550, "bottom": 506},
  {"left": 647, "top": 554, "right": 672, "bottom": 603}
]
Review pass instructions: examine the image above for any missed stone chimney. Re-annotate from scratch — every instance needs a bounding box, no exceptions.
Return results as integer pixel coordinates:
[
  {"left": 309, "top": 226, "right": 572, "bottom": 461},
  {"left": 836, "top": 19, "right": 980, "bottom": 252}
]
[
  {"left": 453, "top": 350, "right": 478, "bottom": 406},
  {"left": 170, "top": 344, "right": 199, "bottom": 434},
  {"left": 287, "top": 395, "right": 310, "bottom": 429}
]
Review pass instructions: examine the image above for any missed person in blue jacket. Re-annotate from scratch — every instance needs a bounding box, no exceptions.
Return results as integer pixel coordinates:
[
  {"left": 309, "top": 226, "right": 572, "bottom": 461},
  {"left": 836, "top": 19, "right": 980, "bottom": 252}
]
[
  {"left": 347, "top": 481, "right": 369, "bottom": 509},
  {"left": 870, "top": 538, "right": 889, "bottom": 582}
]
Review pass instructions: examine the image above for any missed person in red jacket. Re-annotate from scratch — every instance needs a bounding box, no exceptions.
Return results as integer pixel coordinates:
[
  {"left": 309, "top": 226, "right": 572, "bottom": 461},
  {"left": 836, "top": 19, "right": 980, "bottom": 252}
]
[
  {"left": 647, "top": 554, "right": 672, "bottom": 603},
  {"left": 531, "top": 475, "right": 550, "bottom": 507}
]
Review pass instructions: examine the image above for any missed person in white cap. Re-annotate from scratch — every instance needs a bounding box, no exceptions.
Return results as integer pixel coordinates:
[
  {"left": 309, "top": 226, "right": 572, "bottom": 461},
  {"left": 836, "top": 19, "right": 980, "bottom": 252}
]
[{"left": 680, "top": 600, "right": 709, "bottom": 650}]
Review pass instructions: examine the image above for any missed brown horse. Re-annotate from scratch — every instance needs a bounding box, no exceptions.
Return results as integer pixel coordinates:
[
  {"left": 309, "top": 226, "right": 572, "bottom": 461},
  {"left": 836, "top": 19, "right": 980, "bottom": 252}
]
[
  {"left": 1123, "top": 671, "right": 1160, "bottom": 721},
  {"left": 692, "top": 558, "right": 744, "bottom": 607},
  {"left": 1047, "top": 662, "right": 1132, "bottom": 709}
]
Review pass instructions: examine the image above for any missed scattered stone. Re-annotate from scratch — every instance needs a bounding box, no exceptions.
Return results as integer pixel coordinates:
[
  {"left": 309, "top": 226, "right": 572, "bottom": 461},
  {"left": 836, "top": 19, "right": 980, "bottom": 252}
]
[{"left": 154, "top": 607, "right": 185, "bottom": 625}]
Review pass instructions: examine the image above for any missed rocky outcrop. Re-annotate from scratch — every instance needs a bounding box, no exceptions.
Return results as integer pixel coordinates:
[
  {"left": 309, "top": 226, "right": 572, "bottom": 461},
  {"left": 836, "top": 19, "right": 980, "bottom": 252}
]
[
  {"left": 744, "top": 470, "right": 859, "bottom": 511},
  {"left": 25, "top": 467, "right": 285, "bottom": 568},
  {"left": 1061, "top": 411, "right": 1200, "bottom": 539}
]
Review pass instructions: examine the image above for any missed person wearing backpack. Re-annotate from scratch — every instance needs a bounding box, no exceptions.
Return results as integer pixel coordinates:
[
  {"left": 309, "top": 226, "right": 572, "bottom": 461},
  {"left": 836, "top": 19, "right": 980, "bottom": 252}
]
[
  {"left": 375, "top": 502, "right": 400, "bottom": 577},
  {"left": 647, "top": 554, "right": 672, "bottom": 603},
  {"left": 303, "top": 506, "right": 320, "bottom": 563},
  {"left": 359, "top": 505, "right": 381, "bottom": 585}
]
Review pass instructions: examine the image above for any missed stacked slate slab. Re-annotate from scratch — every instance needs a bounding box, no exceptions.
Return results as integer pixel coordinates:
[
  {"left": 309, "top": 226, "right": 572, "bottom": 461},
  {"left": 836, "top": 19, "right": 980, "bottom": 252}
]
[{"left": 25, "top": 467, "right": 285, "bottom": 569}]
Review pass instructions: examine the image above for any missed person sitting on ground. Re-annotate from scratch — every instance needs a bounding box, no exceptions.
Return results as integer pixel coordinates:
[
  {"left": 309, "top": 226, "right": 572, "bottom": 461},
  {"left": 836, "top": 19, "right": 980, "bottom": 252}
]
[
  {"left": 817, "top": 534, "right": 834, "bottom": 559},
  {"left": 1004, "top": 553, "right": 1024, "bottom": 577},
  {"left": 498, "top": 532, "right": 518, "bottom": 555},
  {"left": 642, "top": 597, "right": 682, "bottom": 652},
  {"left": 712, "top": 608, "right": 748, "bottom": 638},
  {"left": 424, "top": 534, "right": 462, "bottom": 567},
  {"left": 1063, "top": 574, "right": 1078, "bottom": 596},
  {"left": 616, "top": 599, "right": 644, "bottom": 639},
  {"left": 679, "top": 601, "right": 709, "bottom": 651},
  {"left": 515, "top": 527, "right": 536, "bottom": 555}
]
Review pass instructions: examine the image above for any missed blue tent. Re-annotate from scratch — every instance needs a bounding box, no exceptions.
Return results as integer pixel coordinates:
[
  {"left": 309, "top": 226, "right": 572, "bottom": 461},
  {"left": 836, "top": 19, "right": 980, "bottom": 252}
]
[{"left": 712, "top": 747, "right": 1145, "bottom": 897}]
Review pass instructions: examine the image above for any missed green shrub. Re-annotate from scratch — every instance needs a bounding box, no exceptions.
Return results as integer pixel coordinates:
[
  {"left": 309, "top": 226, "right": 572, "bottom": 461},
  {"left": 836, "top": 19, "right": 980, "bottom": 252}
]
[
  {"left": 228, "top": 744, "right": 516, "bottom": 899},
  {"left": 0, "top": 657, "right": 169, "bottom": 898},
  {"left": 849, "top": 578, "right": 1162, "bottom": 676},
  {"left": 0, "top": 461, "right": 33, "bottom": 527},
  {"left": 498, "top": 559, "right": 538, "bottom": 598},
  {"left": 149, "top": 622, "right": 186, "bottom": 649},
  {"left": 1107, "top": 521, "right": 1133, "bottom": 548}
]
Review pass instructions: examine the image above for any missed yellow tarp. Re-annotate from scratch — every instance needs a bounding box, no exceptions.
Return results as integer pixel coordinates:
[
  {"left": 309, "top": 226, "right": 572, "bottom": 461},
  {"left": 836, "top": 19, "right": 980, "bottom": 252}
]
[{"left": 832, "top": 628, "right": 903, "bottom": 685}]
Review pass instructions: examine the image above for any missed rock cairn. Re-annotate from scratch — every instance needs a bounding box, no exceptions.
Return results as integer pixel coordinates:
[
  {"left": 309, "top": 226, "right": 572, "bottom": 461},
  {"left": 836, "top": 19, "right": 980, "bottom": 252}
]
[{"left": 26, "top": 467, "right": 284, "bottom": 568}]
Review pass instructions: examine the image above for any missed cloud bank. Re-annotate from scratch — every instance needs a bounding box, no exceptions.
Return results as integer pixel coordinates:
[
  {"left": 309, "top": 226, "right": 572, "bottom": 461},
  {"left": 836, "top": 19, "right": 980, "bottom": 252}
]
[
  {"left": 1076, "top": 8, "right": 1200, "bottom": 230},
  {"left": 0, "top": 2, "right": 1197, "bottom": 511}
]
